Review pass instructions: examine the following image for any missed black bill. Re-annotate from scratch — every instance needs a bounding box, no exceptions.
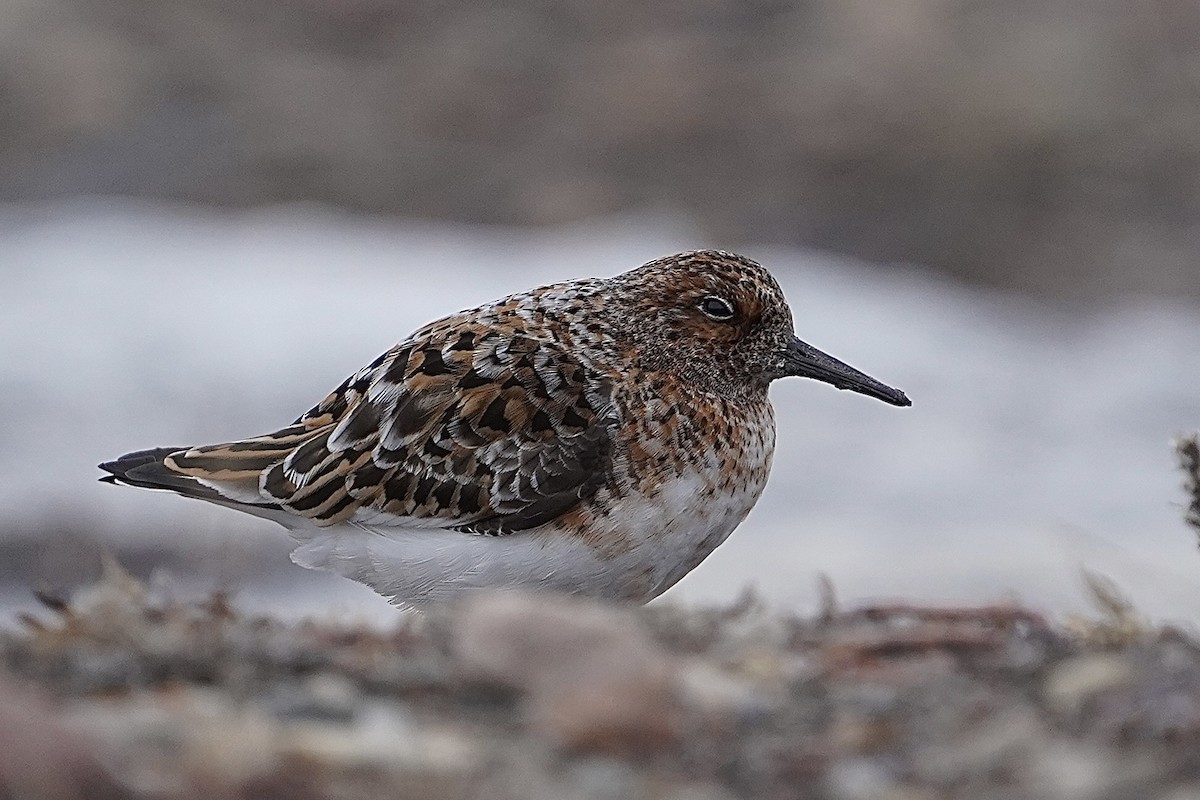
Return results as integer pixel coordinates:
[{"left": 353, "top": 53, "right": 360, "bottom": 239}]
[{"left": 782, "top": 336, "right": 911, "bottom": 407}]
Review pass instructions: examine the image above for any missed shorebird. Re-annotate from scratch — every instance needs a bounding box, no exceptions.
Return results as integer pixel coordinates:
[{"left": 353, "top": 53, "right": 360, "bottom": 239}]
[{"left": 101, "top": 250, "right": 909, "bottom": 607}]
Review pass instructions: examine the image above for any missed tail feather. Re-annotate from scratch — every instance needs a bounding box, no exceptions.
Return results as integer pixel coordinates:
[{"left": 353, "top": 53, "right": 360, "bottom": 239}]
[
  {"left": 165, "top": 425, "right": 324, "bottom": 481},
  {"left": 99, "top": 447, "right": 194, "bottom": 490},
  {"left": 98, "top": 446, "right": 283, "bottom": 511}
]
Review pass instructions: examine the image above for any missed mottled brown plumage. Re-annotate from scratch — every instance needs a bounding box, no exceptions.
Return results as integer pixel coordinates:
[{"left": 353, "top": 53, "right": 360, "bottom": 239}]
[{"left": 101, "top": 250, "right": 909, "bottom": 606}]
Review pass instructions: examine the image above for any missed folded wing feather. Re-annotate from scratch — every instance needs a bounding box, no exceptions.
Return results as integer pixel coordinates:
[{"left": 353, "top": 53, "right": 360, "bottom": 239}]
[{"left": 116, "top": 319, "right": 618, "bottom": 535}]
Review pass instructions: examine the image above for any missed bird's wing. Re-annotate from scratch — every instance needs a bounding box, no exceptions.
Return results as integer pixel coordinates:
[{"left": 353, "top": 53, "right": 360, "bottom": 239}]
[{"left": 157, "top": 319, "right": 619, "bottom": 534}]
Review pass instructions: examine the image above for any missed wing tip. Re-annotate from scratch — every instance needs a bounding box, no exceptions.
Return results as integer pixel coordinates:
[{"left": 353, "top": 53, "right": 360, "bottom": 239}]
[
  {"left": 97, "top": 446, "right": 210, "bottom": 496},
  {"left": 99, "top": 444, "right": 292, "bottom": 519}
]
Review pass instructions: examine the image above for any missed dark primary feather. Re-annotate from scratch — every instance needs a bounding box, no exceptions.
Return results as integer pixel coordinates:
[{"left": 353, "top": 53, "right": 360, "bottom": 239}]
[
  {"left": 99, "top": 446, "right": 190, "bottom": 489},
  {"left": 98, "top": 446, "right": 259, "bottom": 506},
  {"left": 142, "top": 316, "right": 619, "bottom": 534}
]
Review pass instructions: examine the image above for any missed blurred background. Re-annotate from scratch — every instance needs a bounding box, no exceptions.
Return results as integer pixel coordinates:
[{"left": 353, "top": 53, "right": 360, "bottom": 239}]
[{"left": 2, "top": 0, "right": 1199, "bottom": 622}]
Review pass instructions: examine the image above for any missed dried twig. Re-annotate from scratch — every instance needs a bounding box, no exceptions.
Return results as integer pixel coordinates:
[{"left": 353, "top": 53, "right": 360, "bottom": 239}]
[
  {"left": 1176, "top": 434, "right": 1200, "bottom": 543},
  {"left": 1066, "top": 570, "right": 1152, "bottom": 648},
  {"left": 842, "top": 603, "right": 1050, "bottom": 632},
  {"left": 815, "top": 573, "right": 838, "bottom": 625}
]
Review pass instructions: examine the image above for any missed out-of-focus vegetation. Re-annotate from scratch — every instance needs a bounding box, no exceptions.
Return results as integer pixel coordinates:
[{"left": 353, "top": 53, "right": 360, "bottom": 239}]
[
  {"left": 1179, "top": 433, "right": 1200, "bottom": 543},
  {"left": 3, "top": 0, "right": 1199, "bottom": 298}
]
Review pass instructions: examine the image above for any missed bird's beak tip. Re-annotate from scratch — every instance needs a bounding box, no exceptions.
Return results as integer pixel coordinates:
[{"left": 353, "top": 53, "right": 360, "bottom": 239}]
[{"left": 783, "top": 336, "right": 911, "bottom": 408}]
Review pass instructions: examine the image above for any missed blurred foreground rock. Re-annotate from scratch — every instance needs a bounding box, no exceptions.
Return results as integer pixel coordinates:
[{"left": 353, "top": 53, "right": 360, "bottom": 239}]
[{"left": 2, "top": 565, "right": 1200, "bottom": 800}]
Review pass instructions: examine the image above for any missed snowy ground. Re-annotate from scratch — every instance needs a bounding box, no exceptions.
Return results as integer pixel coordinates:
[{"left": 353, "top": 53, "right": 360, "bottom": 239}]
[{"left": 3, "top": 199, "right": 1199, "bottom": 623}]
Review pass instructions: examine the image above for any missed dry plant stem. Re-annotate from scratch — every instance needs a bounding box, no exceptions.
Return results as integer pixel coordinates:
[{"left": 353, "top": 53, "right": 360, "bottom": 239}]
[
  {"left": 1177, "top": 434, "right": 1200, "bottom": 542},
  {"left": 815, "top": 604, "right": 1055, "bottom": 670},
  {"left": 842, "top": 603, "right": 1051, "bottom": 632}
]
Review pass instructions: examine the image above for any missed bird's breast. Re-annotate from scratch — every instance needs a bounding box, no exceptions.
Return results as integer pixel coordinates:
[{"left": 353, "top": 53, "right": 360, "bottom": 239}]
[{"left": 561, "top": 391, "right": 777, "bottom": 600}]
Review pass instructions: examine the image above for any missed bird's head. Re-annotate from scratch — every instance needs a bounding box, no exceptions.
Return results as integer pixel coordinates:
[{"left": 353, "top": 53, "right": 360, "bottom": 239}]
[{"left": 610, "top": 250, "right": 911, "bottom": 406}]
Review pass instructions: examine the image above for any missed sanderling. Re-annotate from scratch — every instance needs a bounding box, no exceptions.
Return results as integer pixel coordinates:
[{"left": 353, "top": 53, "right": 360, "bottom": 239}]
[{"left": 101, "top": 250, "right": 909, "bottom": 606}]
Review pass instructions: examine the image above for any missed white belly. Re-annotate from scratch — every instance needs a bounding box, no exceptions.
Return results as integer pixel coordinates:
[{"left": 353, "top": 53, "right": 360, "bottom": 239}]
[{"left": 286, "top": 459, "right": 771, "bottom": 607}]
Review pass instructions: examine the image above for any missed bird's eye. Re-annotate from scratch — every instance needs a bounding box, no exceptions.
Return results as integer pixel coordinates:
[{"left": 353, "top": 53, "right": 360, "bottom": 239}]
[{"left": 699, "top": 295, "right": 736, "bottom": 321}]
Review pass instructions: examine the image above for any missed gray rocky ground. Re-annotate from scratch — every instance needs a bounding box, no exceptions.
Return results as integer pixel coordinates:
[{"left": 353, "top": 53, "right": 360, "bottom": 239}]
[{"left": 2, "top": 561, "right": 1200, "bottom": 800}]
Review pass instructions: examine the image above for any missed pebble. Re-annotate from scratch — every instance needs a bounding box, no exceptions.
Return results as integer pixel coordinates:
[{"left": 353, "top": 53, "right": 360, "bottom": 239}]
[
  {"left": 453, "top": 591, "right": 679, "bottom": 754},
  {"left": 1044, "top": 654, "right": 1135, "bottom": 715}
]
